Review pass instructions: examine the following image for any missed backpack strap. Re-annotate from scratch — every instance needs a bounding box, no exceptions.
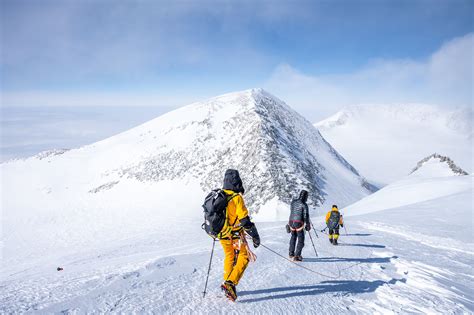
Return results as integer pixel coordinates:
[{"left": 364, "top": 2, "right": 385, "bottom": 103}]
[
  {"left": 227, "top": 193, "right": 238, "bottom": 203},
  {"left": 217, "top": 192, "right": 239, "bottom": 239},
  {"left": 228, "top": 193, "right": 240, "bottom": 226}
]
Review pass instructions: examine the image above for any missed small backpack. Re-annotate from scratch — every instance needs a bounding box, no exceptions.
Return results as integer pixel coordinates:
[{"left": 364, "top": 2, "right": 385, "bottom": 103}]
[
  {"left": 327, "top": 211, "right": 341, "bottom": 229},
  {"left": 201, "top": 189, "right": 237, "bottom": 238}
]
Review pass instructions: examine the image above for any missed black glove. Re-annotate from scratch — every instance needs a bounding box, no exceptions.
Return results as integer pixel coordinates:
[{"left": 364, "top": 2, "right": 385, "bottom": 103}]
[
  {"left": 305, "top": 224, "right": 311, "bottom": 231},
  {"left": 340, "top": 224, "right": 344, "bottom": 228},
  {"left": 242, "top": 219, "right": 260, "bottom": 248},
  {"left": 252, "top": 236, "right": 260, "bottom": 248},
  {"left": 286, "top": 224, "right": 291, "bottom": 233}
]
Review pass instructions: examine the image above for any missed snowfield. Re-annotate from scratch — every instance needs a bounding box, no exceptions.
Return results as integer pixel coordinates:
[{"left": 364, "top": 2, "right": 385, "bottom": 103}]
[
  {"left": 1, "top": 172, "right": 472, "bottom": 313},
  {"left": 1, "top": 90, "right": 472, "bottom": 313}
]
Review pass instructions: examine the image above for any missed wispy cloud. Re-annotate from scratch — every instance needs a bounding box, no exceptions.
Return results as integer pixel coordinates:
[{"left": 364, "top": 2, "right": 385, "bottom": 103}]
[
  {"left": 264, "top": 33, "right": 473, "bottom": 121},
  {"left": 1, "top": 1, "right": 312, "bottom": 89},
  {"left": 1, "top": 90, "right": 209, "bottom": 108}
]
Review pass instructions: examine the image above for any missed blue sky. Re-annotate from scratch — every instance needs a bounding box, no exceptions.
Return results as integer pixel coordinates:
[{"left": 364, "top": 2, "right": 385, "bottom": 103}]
[{"left": 1, "top": 0, "right": 473, "bottom": 160}]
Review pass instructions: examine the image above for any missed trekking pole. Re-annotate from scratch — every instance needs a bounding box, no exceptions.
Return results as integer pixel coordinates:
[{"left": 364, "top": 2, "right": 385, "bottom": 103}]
[
  {"left": 310, "top": 221, "right": 319, "bottom": 238},
  {"left": 341, "top": 215, "right": 348, "bottom": 236},
  {"left": 202, "top": 239, "right": 216, "bottom": 298},
  {"left": 307, "top": 228, "right": 319, "bottom": 257}
]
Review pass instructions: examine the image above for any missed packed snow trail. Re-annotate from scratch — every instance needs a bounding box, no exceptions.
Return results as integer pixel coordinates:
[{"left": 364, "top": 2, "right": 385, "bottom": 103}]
[{"left": 1, "top": 217, "right": 471, "bottom": 314}]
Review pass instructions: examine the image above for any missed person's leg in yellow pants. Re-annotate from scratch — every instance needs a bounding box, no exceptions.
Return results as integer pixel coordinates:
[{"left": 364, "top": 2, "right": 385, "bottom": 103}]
[
  {"left": 220, "top": 238, "right": 249, "bottom": 285},
  {"left": 333, "top": 227, "right": 340, "bottom": 244}
]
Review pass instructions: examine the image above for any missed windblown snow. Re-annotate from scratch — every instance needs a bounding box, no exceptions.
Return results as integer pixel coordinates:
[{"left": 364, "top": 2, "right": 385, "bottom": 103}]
[{"left": 315, "top": 104, "right": 473, "bottom": 185}]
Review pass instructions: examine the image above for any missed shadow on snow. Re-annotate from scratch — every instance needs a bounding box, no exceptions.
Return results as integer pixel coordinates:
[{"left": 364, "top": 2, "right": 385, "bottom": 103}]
[
  {"left": 337, "top": 243, "right": 386, "bottom": 249},
  {"left": 303, "top": 256, "right": 397, "bottom": 263},
  {"left": 239, "top": 278, "right": 406, "bottom": 303}
]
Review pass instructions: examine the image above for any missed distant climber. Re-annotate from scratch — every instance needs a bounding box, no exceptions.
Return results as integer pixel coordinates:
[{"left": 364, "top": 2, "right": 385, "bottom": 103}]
[
  {"left": 325, "top": 205, "right": 344, "bottom": 245},
  {"left": 216, "top": 169, "right": 260, "bottom": 301},
  {"left": 286, "top": 189, "right": 311, "bottom": 261}
]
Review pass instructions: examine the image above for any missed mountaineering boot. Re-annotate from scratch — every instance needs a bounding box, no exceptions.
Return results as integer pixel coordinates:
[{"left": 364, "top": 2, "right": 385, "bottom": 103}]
[
  {"left": 289, "top": 254, "right": 295, "bottom": 260},
  {"left": 329, "top": 238, "right": 333, "bottom": 244},
  {"left": 294, "top": 255, "right": 303, "bottom": 262},
  {"left": 221, "top": 280, "right": 237, "bottom": 301},
  {"left": 333, "top": 239, "right": 338, "bottom": 245}
]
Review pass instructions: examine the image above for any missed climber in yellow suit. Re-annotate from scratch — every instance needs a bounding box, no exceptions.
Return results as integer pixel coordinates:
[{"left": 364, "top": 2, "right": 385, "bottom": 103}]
[
  {"left": 325, "top": 205, "right": 344, "bottom": 245},
  {"left": 219, "top": 169, "right": 260, "bottom": 301}
]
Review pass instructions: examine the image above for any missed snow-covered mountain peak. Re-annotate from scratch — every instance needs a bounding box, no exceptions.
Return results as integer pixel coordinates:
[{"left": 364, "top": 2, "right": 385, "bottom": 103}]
[
  {"left": 96, "top": 88, "right": 375, "bottom": 216},
  {"left": 2, "top": 89, "right": 375, "bottom": 222},
  {"left": 410, "top": 153, "right": 469, "bottom": 178}
]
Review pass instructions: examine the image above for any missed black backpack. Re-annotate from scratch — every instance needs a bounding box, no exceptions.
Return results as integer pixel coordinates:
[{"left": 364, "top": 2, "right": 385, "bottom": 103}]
[
  {"left": 202, "top": 189, "right": 237, "bottom": 238},
  {"left": 327, "top": 211, "right": 341, "bottom": 229}
]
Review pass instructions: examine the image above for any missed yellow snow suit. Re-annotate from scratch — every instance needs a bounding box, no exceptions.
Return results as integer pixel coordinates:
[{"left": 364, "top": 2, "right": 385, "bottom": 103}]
[
  {"left": 325, "top": 206, "right": 344, "bottom": 240},
  {"left": 219, "top": 189, "right": 249, "bottom": 285}
]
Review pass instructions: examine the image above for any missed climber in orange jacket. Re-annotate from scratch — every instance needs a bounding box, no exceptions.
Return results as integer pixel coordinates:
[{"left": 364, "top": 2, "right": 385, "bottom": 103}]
[{"left": 325, "top": 205, "right": 344, "bottom": 245}]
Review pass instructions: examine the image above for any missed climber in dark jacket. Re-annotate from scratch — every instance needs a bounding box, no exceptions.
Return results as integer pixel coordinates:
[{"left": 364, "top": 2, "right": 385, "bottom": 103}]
[{"left": 286, "top": 189, "right": 311, "bottom": 261}]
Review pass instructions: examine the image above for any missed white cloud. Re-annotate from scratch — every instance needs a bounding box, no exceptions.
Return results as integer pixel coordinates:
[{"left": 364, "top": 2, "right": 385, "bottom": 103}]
[
  {"left": 264, "top": 33, "right": 473, "bottom": 121},
  {"left": 1, "top": 1, "right": 305, "bottom": 85}
]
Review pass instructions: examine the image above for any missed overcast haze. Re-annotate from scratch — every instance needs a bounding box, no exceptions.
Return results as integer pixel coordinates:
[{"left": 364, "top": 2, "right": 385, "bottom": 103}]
[{"left": 1, "top": 0, "right": 473, "bottom": 161}]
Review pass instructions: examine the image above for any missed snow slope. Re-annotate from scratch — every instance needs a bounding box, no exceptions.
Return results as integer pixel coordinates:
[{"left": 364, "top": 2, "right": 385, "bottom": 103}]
[
  {"left": 1, "top": 88, "right": 374, "bottom": 269},
  {"left": 1, "top": 155, "right": 472, "bottom": 313},
  {"left": 315, "top": 104, "right": 473, "bottom": 185},
  {"left": 344, "top": 154, "right": 473, "bottom": 218}
]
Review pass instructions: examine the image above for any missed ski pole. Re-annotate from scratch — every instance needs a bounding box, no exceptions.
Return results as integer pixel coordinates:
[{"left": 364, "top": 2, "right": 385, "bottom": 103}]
[
  {"left": 320, "top": 227, "right": 329, "bottom": 236},
  {"left": 307, "top": 228, "right": 319, "bottom": 257},
  {"left": 203, "top": 239, "right": 216, "bottom": 298},
  {"left": 341, "top": 215, "right": 348, "bottom": 236},
  {"left": 310, "top": 221, "right": 319, "bottom": 238}
]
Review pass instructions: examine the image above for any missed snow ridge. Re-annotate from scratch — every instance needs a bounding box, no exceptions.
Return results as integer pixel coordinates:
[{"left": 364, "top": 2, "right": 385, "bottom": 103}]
[
  {"left": 1, "top": 148, "right": 70, "bottom": 163},
  {"left": 410, "top": 153, "right": 469, "bottom": 176}
]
